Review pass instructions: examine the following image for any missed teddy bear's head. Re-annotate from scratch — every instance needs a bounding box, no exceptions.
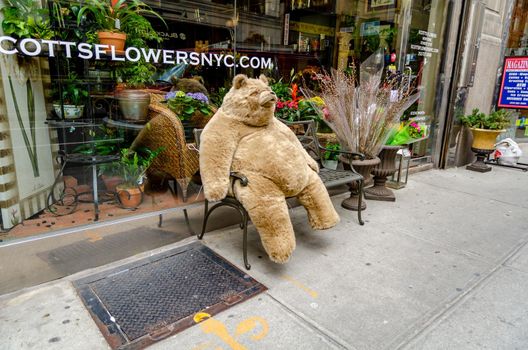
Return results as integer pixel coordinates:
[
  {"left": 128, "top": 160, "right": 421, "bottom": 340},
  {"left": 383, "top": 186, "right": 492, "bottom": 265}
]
[
  {"left": 171, "top": 76, "right": 209, "bottom": 97},
  {"left": 221, "top": 74, "right": 277, "bottom": 127}
]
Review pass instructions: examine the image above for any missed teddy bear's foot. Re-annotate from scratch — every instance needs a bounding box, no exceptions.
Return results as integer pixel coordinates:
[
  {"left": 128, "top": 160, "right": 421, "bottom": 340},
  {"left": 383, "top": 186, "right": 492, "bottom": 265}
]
[
  {"left": 310, "top": 214, "right": 340, "bottom": 230},
  {"left": 261, "top": 234, "right": 296, "bottom": 264},
  {"left": 269, "top": 251, "right": 292, "bottom": 264},
  {"left": 309, "top": 203, "right": 340, "bottom": 230}
]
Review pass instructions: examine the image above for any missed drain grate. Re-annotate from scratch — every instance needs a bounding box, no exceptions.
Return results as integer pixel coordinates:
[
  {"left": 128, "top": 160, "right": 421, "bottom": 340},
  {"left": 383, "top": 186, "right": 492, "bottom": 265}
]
[{"left": 74, "top": 241, "right": 266, "bottom": 349}]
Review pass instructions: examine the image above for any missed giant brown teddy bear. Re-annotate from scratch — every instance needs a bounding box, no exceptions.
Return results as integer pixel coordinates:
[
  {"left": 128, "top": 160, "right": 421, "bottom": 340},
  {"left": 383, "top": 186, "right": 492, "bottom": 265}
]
[{"left": 199, "top": 74, "right": 339, "bottom": 263}]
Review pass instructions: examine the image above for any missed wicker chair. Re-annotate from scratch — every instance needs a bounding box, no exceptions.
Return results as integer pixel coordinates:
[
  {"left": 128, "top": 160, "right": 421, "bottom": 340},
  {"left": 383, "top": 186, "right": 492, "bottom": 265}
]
[{"left": 130, "top": 92, "right": 199, "bottom": 201}]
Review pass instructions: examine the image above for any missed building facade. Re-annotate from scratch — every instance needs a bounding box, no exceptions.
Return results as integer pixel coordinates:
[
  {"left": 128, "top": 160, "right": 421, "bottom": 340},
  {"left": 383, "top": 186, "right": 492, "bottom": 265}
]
[
  {"left": 443, "top": 0, "right": 527, "bottom": 168},
  {"left": 0, "top": 0, "right": 523, "bottom": 291}
]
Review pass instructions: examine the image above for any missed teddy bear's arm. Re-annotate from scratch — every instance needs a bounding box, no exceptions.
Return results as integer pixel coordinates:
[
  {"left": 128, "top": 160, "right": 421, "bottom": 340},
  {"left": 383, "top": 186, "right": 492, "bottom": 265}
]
[
  {"left": 274, "top": 119, "right": 319, "bottom": 173},
  {"left": 199, "top": 118, "right": 239, "bottom": 201}
]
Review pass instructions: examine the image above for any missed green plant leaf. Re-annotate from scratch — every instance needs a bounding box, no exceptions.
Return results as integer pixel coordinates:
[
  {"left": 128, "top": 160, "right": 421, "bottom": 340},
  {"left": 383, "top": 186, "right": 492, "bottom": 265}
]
[{"left": 184, "top": 106, "right": 195, "bottom": 114}]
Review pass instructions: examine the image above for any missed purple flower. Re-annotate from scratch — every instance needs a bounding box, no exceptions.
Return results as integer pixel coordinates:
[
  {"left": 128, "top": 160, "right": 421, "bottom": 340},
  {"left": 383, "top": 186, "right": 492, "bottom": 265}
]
[
  {"left": 186, "top": 92, "right": 209, "bottom": 104},
  {"left": 165, "top": 91, "right": 176, "bottom": 100}
]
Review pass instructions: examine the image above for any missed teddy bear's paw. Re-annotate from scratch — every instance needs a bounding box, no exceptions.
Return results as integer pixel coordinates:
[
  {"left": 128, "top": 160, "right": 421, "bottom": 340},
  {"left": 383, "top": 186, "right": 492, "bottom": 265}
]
[
  {"left": 310, "top": 214, "right": 340, "bottom": 230},
  {"left": 269, "top": 251, "right": 292, "bottom": 264}
]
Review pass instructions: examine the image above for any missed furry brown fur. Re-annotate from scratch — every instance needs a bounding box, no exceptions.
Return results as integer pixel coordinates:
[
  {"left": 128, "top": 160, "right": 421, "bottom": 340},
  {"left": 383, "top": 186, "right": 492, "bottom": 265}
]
[{"left": 199, "top": 74, "right": 339, "bottom": 264}]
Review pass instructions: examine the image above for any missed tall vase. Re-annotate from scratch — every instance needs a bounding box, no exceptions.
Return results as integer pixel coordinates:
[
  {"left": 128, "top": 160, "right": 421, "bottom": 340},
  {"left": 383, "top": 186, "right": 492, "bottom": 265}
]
[
  {"left": 364, "top": 145, "right": 402, "bottom": 201},
  {"left": 341, "top": 156, "right": 381, "bottom": 211}
]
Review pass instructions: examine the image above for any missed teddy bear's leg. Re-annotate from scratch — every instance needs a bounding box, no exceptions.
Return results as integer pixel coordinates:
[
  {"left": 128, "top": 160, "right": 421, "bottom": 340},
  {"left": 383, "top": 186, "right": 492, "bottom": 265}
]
[
  {"left": 236, "top": 177, "right": 295, "bottom": 264},
  {"left": 297, "top": 171, "right": 340, "bottom": 230}
]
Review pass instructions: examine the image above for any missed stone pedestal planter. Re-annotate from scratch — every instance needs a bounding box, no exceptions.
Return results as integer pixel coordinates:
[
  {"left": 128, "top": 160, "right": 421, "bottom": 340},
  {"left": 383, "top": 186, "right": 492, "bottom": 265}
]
[
  {"left": 341, "top": 156, "right": 380, "bottom": 211},
  {"left": 466, "top": 128, "right": 504, "bottom": 173}
]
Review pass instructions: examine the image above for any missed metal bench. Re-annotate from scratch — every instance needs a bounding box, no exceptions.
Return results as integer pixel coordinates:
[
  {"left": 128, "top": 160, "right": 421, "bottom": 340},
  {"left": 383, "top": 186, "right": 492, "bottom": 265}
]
[{"left": 194, "top": 119, "right": 365, "bottom": 269}]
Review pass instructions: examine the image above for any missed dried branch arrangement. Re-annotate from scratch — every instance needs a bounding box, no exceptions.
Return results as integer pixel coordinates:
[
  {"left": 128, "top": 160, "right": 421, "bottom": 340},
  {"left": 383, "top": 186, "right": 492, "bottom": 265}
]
[{"left": 303, "top": 50, "right": 420, "bottom": 159}]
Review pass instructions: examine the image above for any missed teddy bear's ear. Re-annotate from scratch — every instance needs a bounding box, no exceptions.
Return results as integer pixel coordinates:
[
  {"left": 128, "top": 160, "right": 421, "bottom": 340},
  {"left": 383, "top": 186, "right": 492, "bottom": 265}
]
[
  {"left": 233, "top": 74, "right": 248, "bottom": 89},
  {"left": 259, "top": 74, "right": 269, "bottom": 84}
]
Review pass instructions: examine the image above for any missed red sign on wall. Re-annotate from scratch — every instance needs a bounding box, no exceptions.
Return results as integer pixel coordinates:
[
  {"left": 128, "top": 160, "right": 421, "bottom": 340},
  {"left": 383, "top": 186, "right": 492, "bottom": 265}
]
[{"left": 498, "top": 56, "right": 528, "bottom": 109}]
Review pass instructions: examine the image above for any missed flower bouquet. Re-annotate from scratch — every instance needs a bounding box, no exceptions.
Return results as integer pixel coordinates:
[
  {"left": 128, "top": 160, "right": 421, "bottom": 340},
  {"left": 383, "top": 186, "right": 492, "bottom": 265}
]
[
  {"left": 165, "top": 90, "right": 213, "bottom": 121},
  {"left": 386, "top": 120, "right": 428, "bottom": 145}
]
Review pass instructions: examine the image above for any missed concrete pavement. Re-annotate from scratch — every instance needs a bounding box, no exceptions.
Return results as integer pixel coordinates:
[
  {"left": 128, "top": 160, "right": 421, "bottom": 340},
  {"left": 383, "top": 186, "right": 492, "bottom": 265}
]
[{"left": 1, "top": 163, "right": 527, "bottom": 350}]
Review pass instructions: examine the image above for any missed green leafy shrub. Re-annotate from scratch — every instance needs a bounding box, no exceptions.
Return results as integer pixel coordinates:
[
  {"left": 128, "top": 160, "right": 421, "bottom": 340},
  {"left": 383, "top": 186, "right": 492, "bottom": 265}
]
[
  {"left": 77, "top": 0, "right": 164, "bottom": 34},
  {"left": 118, "top": 146, "right": 164, "bottom": 187},
  {"left": 165, "top": 91, "right": 213, "bottom": 121},
  {"left": 459, "top": 108, "right": 512, "bottom": 130},
  {"left": 323, "top": 142, "right": 341, "bottom": 161},
  {"left": 116, "top": 59, "right": 156, "bottom": 88},
  {"left": 53, "top": 73, "right": 88, "bottom": 105},
  {"left": 1, "top": 0, "right": 54, "bottom": 39}
]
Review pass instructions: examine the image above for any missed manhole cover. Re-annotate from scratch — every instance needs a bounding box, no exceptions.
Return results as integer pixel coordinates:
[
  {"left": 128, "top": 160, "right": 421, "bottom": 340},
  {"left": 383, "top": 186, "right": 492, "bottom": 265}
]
[{"left": 74, "top": 241, "right": 266, "bottom": 349}]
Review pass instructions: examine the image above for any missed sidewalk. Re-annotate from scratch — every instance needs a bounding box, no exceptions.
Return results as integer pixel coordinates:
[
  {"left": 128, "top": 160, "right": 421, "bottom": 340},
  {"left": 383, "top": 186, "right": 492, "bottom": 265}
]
[{"left": 1, "top": 163, "right": 528, "bottom": 350}]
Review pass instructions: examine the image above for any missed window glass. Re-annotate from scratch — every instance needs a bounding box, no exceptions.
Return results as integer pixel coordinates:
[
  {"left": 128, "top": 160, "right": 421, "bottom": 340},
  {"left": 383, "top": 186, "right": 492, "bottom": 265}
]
[{"left": 0, "top": 0, "right": 448, "bottom": 241}]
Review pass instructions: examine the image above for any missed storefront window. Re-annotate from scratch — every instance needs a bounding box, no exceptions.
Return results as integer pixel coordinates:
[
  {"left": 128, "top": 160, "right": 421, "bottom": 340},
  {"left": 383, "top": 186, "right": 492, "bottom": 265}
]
[
  {"left": 503, "top": 0, "right": 528, "bottom": 141},
  {"left": 0, "top": 0, "right": 450, "bottom": 241}
]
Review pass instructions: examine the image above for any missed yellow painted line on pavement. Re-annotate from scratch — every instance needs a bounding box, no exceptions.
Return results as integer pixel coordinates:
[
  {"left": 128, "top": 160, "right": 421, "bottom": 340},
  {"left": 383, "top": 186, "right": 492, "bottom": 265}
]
[{"left": 281, "top": 274, "right": 319, "bottom": 299}]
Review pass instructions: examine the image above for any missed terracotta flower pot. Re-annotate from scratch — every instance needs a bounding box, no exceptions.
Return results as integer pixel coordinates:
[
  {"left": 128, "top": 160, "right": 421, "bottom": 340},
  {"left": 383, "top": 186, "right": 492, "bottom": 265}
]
[
  {"left": 98, "top": 31, "right": 127, "bottom": 52},
  {"left": 116, "top": 184, "right": 144, "bottom": 208}
]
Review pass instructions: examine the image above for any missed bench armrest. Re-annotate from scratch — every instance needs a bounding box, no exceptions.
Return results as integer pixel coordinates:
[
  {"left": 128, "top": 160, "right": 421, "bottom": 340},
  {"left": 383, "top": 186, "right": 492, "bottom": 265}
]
[
  {"left": 228, "top": 172, "right": 248, "bottom": 196},
  {"left": 318, "top": 145, "right": 365, "bottom": 161},
  {"left": 230, "top": 172, "right": 249, "bottom": 186}
]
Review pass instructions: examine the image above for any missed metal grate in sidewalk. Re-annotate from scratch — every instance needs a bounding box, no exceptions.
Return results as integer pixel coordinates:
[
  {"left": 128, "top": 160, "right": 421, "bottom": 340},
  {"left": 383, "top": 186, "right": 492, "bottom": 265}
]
[{"left": 74, "top": 241, "right": 266, "bottom": 349}]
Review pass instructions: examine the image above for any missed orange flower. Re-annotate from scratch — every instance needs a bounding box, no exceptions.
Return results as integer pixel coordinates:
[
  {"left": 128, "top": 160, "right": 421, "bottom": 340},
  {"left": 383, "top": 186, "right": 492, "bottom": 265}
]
[{"left": 291, "top": 83, "right": 299, "bottom": 102}]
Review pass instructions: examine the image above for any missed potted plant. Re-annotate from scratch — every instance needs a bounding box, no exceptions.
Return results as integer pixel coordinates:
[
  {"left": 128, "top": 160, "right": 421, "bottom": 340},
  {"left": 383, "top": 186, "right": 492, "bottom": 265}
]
[
  {"left": 71, "top": 125, "right": 123, "bottom": 190},
  {"left": 1, "top": 0, "right": 55, "bottom": 53},
  {"left": 165, "top": 90, "right": 213, "bottom": 140},
  {"left": 53, "top": 74, "right": 89, "bottom": 119},
  {"left": 1, "top": 0, "right": 53, "bottom": 39},
  {"left": 77, "top": 0, "right": 165, "bottom": 52},
  {"left": 115, "top": 146, "right": 163, "bottom": 208},
  {"left": 459, "top": 108, "right": 512, "bottom": 172},
  {"left": 322, "top": 142, "right": 340, "bottom": 170},
  {"left": 115, "top": 59, "right": 157, "bottom": 122},
  {"left": 304, "top": 50, "right": 419, "bottom": 210}
]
